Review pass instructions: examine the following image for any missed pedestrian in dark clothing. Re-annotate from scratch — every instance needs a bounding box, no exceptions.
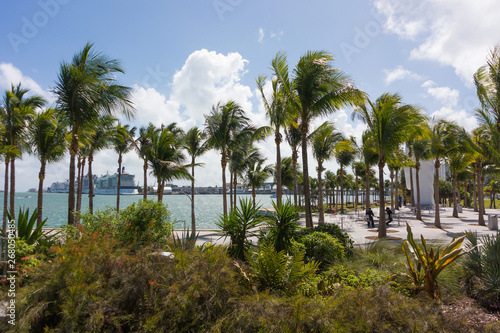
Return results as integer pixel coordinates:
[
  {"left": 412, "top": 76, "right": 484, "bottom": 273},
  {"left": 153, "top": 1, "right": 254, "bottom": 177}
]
[
  {"left": 366, "top": 207, "right": 375, "bottom": 227},
  {"left": 385, "top": 207, "right": 393, "bottom": 225}
]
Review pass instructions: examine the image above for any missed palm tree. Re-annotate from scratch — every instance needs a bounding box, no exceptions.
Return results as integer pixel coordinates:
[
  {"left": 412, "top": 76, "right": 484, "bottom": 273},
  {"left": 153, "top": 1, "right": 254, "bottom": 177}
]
[
  {"left": 205, "top": 101, "right": 250, "bottom": 217},
  {"left": 0, "top": 138, "right": 19, "bottom": 232},
  {"left": 311, "top": 121, "right": 344, "bottom": 223},
  {"left": 352, "top": 161, "right": 365, "bottom": 211},
  {"left": 335, "top": 137, "right": 357, "bottom": 214},
  {"left": 411, "top": 131, "right": 432, "bottom": 220},
  {"left": 135, "top": 123, "right": 157, "bottom": 200},
  {"left": 1, "top": 83, "right": 45, "bottom": 219},
  {"left": 325, "top": 170, "right": 337, "bottom": 211},
  {"left": 278, "top": 156, "right": 296, "bottom": 196},
  {"left": 86, "top": 115, "right": 115, "bottom": 214},
  {"left": 474, "top": 46, "right": 500, "bottom": 151},
  {"left": 353, "top": 93, "right": 426, "bottom": 238},
  {"left": 271, "top": 50, "right": 365, "bottom": 228},
  {"left": 53, "top": 42, "right": 134, "bottom": 225},
  {"left": 245, "top": 156, "right": 273, "bottom": 207},
  {"left": 256, "top": 73, "right": 291, "bottom": 208},
  {"left": 112, "top": 124, "right": 136, "bottom": 211},
  {"left": 27, "top": 109, "right": 67, "bottom": 226},
  {"left": 428, "top": 119, "right": 463, "bottom": 227},
  {"left": 182, "top": 126, "right": 208, "bottom": 233},
  {"left": 147, "top": 124, "right": 191, "bottom": 202},
  {"left": 359, "top": 132, "right": 378, "bottom": 210},
  {"left": 285, "top": 121, "right": 302, "bottom": 207}
]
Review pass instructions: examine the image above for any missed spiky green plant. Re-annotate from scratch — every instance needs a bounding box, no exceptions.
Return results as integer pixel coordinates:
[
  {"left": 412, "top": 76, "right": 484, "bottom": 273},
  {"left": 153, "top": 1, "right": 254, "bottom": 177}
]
[{"left": 7, "top": 208, "right": 52, "bottom": 245}]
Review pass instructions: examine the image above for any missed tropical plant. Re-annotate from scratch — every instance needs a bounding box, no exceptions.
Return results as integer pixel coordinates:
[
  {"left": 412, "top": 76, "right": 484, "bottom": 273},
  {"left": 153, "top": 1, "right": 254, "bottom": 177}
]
[
  {"left": 1, "top": 83, "right": 45, "bottom": 220},
  {"left": 244, "top": 243, "right": 319, "bottom": 294},
  {"left": 112, "top": 123, "right": 136, "bottom": 211},
  {"left": 353, "top": 93, "right": 426, "bottom": 238},
  {"left": 263, "top": 200, "right": 301, "bottom": 253},
  {"left": 272, "top": 50, "right": 365, "bottom": 228},
  {"left": 395, "top": 223, "right": 468, "bottom": 299},
  {"left": 205, "top": 101, "right": 251, "bottom": 217},
  {"left": 412, "top": 133, "right": 432, "bottom": 220},
  {"left": 53, "top": 42, "right": 134, "bottom": 224},
  {"left": 27, "top": 108, "right": 67, "bottom": 226},
  {"left": 474, "top": 45, "right": 500, "bottom": 151},
  {"left": 256, "top": 72, "right": 291, "bottom": 207},
  {"left": 335, "top": 137, "right": 357, "bottom": 214},
  {"left": 135, "top": 123, "right": 157, "bottom": 200},
  {"left": 285, "top": 121, "right": 302, "bottom": 206},
  {"left": 147, "top": 123, "right": 191, "bottom": 202},
  {"left": 245, "top": 156, "right": 273, "bottom": 207},
  {"left": 182, "top": 126, "right": 208, "bottom": 233},
  {"left": 310, "top": 121, "right": 343, "bottom": 222},
  {"left": 216, "top": 198, "right": 264, "bottom": 260},
  {"left": 7, "top": 208, "right": 54, "bottom": 245},
  {"left": 313, "top": 223, "right": 354, "bottom": 257},
  {"left": 300, "top": 231, "right": 345, "bottom": 268},
  {"left": 360, "top": 132, "right": 378, "bottom": 210}
]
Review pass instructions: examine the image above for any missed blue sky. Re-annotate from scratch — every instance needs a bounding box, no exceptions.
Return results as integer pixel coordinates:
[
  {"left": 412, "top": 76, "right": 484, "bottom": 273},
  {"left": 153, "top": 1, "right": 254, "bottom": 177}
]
[{"left": 1, "top": 0, "right": 500, "bottom": 191}]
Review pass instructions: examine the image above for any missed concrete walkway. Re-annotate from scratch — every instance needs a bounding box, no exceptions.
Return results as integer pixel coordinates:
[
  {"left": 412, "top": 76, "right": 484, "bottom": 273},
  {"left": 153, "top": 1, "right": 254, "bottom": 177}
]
[{"left": 186, "top": 205, "right": 500, "bottom": 247}]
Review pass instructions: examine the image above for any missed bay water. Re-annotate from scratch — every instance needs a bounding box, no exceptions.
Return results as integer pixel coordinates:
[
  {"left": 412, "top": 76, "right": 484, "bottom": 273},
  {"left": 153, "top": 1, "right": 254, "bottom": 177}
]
[{"left": 1, "top": 193, "right": 294, "bottom": 230}]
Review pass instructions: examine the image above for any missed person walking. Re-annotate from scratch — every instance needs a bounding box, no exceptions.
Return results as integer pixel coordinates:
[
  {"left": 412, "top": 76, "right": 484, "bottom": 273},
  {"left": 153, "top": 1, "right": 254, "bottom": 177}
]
[
  {"left": 366, "top": 207, "right": 375, "bottom": 228},
  {"left": 385, "top": 207, "right": 393, "bottom": 225}
]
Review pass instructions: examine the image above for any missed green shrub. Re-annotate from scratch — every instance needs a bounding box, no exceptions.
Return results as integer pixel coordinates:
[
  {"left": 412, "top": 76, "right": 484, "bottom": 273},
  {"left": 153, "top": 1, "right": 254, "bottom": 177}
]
[
  {"left": 300, "top": 232, "right": 345, "bottom": 267},
  {"left": 263, "top": 200, "right": 301, "bottom": 254},
  {"left": 313, "top": 223, "right": 354, "bottom": 257}
]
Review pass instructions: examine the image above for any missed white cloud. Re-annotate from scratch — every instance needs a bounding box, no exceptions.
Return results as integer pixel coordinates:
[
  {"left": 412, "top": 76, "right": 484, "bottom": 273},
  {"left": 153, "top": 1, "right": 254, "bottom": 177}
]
[
  {"left": 0, "top": 62, "right": 54, "bottom": 104},
  {"left": 421, "top": 81, "right": 477, "bottom": 131},
  {"left": 383, "top": 66, "right": 423, "bottom": 85},
  {"left": 257, "top": 27, "right": 264, "bottom": 43},
  {"left": 374, "top": 0, "right": 500, "bottom": 82}
]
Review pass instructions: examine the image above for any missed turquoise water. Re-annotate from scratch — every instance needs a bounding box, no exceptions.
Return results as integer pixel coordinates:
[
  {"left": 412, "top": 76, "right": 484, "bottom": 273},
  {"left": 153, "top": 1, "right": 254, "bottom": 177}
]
[{"left": 0, "top": 193, "right": 293, "bottom": 229}]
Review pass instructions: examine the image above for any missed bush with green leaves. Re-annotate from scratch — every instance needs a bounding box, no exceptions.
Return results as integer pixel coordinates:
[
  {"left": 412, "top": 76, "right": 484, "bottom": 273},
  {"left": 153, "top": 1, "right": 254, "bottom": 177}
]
[
  {"left": 300, "top": 231, "right": 345, "bottom": 267},
  {"left": 216, "top": 198, "right": 264, "bottom": 260},
  {"left": 243, "top": 243, "right": 319, "bottom": 294},
  {"left": 263, "top": 200, "right": 301, "bottom": 254},
  {"left": 464, "top": 232, "right": 500, "bottom": 309},
  {"left": 313, "top": 223, "right": 354, "bottom": 257}
]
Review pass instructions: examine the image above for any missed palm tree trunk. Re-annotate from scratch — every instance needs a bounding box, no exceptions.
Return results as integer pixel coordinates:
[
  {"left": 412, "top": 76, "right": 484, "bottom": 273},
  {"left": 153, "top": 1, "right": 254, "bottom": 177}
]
[
  {"left": 416, "top": 162, "right": 422, "bottom": 220},
  {"left": 76, "top": 157, "right": 85, "bottom": 223},
  {"left": 390, "top": 169, "right": 394, "bottom": 211},
  {"left": 88, "top": 154, "right": 94, "bottom": 214},
  {"left": 434, "top": 159, "right": 441, "bottom": 228},
  {"left": 478, "top": 169, "right": 486, "bottom": 226},
  {"left": 37, "top": 161, "right": 46, "bottom": 226},
  {"left": 191, "top": 157, "right": 196, "bottom": 233},
  {"left": 452, "top": 174, "right": 458, "bottom": 218},
  {"left": 158, "top": 179, "right": 164, "bottom": 202},
  {"left": 395, "top": 169, "right": 400, "bottom": 211},
  {"left": 221, "top": 152, "right": 227, "bottom": 217},
  {"left": 378, "top": 162, "right": 387, "bottom": 238},
  {"left": 276, "top": 133, "right": 282, "bottom": 208},
  {"left": 117, "top": 156, "right": 122, "bottom": 211},
  {"left": 292, "top": 150, "right": 298, "bottom": 207},
  {"left": 10, "top": 159, "right": 15, "bottom": 220},
  {"left": 233, "top": 173, "right": 237, "bottom": 209},
  {"left": 409, "top": 167, "right": 415, "bottom": 207},
  {"left": 473, "top": 171, "right": 478, "bottom": 212},
  {"left": 340, "top": 167, "right": 345, "bottom": 214},
  {"left": 301, "top": 129, "right": 313, "bottom": 228},
  {"left": 365, "top": 168, "right": 371, "bottom": 209},
  {"left": 143, "top": 159, "right": 148, "bottom": 200},
  {"left": 2, "top": 160, "right": 9, "bottom": 233},
  {"left": 252, "top": 186, "right": 256, "bottom": 208},
  {"left": 355, "top": 178, "right": 359, "bottom": 211},
  {"left": 68, "top": 152, "right": 77, "bottom": 225},
  {"left": 317, "top": 164, "right": 324, "bottom": 224}
]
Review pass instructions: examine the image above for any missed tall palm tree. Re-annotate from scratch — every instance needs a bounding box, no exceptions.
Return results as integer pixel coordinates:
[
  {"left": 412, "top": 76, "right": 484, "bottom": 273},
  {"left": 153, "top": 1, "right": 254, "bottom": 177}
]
[
  {"left": 411, "top": 130, "right": 432, "bottom": 220},
  {"left": 352, "top": 161, "right": 365, "bottom": 211},
  {"left": 53, "top": 42, "right": 134, "bottom": 224},
  {"left": 335, "top": 137, "right": 357, "bottom": 214},
  {"left": 27, "top": 109, "right": 67, "bottom": 226},
  {"left": 0, "top": 137, "right": 20, "bottom": 232},
  {"left": 147, "top": 124, "right": 191, "bottom": 202},
  {"left": 87, "top": 115, "right": 116, "bottom": 214},
  {"left": 474, "top": 46, "right": 500, "bottom": 151},
  {"left": 135, "top": 123, "right": 157, "bottom": 200},
  {"left": 278, "top": 156, "right": 296, "bottom": 195},
  {"left": 182, "top": 126, "right": 208, "bottom": 233},
  {"left": 353, "top": 93, "right": 426, "bottom": 238},
  {"left": 112, "top": 124, "right": 136, "bottom": 211},
  {"left": 1, "top": 83, "right": 45, "bottom": 219},
  {"left": 272, "top": 50, "right": 365, "bottom": 228},
  {"left": 285, "top": 121, "right": 302, "bottom": 207},
  {"left": 428, "top": 119, "right": 463, "bottom": 227},
  {"left": 360, "top": 132, "right": 378, "bottom": 210},
  {"left": 311, "top": 121, "right": 344, "bottom": 223},
  {"left": 245, "top": 156, "right": 273, "bottom": 207},
  {"left": 205, "top": 101, "right": 250, "bottom": 217},
  {"left": 256, "top": 73, "right": 291, "bottom": 208}
]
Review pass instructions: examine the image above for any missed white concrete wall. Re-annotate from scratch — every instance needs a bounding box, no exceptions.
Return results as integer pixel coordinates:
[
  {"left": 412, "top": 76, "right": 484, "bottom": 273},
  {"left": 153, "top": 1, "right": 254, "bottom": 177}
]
[{"left": 405, "top": 159, "right": 434, "bottom": 206}]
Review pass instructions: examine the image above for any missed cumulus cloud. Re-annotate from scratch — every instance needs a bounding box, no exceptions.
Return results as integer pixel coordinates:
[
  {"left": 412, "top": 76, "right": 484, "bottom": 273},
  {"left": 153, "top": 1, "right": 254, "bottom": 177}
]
[
  {"left": 0, "top": 62, "right": 54, "bottom": 104},
  {"left": 383, "top": 66, "right": 423, "bottom": 85},
  {"left": 374, "top": 0, "right": 500, "bottom": 82},
  {"left": 257, "top": 27, "right": 264, "bottom": 43}
]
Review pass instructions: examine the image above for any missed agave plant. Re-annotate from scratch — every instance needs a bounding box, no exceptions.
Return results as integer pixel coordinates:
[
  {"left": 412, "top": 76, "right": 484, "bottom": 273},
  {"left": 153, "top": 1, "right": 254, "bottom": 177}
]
[
  {"left": 396, "top": 222, "right": 468, "bottom": 299},
  {"left": 6, "top": 208, "right": 52, "bottom": 245}
]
